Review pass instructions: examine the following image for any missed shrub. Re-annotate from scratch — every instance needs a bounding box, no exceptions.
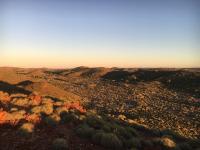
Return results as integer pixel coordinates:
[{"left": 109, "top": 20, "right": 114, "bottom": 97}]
[
  {"left": 118, "top": 114, "right": 126, "bottom": 121},
  {"left": 113, "top": 125, "right": 133, "bottom": 139},
  {"left": 175, "top": 142, "right": 194, "bottom": 150},
  {"left": 0, "top": 91, "right": 10, "bottom": 102},
  {"left": 160, "top": 136, "right": 176, "bottom": 148},
  {"left": 161, "top": 129, "right": 184, "bottom": 140},
  {"left": 31, "top": 106, "right": 42, "bottom": 114},
  {"left": 45, "top": 114, "right": 60, "bottom": 127},
  {"left": 60, "top": 112, "right": 78, "bottom": 124},
  {"left": 151, "top": 138, "right": 162, "bottom": 146},
  {"left": 56, "top": 107, "right": 68, "bottom": 115},
  {"left": 10, "top": 107, "right": 18, "bottom": 112},
  {"left": 54, "top": 101, "right": 63, "bottom": 107},
  {"left": 19, "top": 123, "right": 34, "bottom": 136},
  {"left": 187, "top": 139, "right": 200, "bottom": 149},
  {"left": 0, "top": 111, "right": 10, "bottom": 124},
  {"left": 0, "top": 111, "right": 24, "bottom": 126},
  {"left": 64, "top": 101, "right": 86, "bottom": 113},
  {"left": 126, "top": 127, "right": 139, "bottom": 137},
  {"left": 29, "top": 94, "right": 42, "bottom": 105},
  {"left": 86, "top": 115, "right": 105, "bottom": 129},
  {"left": 92, "top": 130, "right": 105, "bottom": 144},
  {"left": 42, "top": 104, "right": 54, "bottom": 115},
  {"left": 41, "top": 97, "right": 54, "bottom": 105},
  {"left": 76, "top": 124, "right": 95, "bottom": 139},
  {"left": 126, "top": 137, "right": 141, "bottom": 149},
  {"left": 25, "top": 114, "right": 41, "bottom": 124},
  {"left": 78, "top": 115, "right": 86, "bottom": 122},
  {"left": 129, "top": 123, "right": 148, "bottom": 132},
  {"left": 52, "top": 138, "right": 68, "bottom": 150},
  {"left": 100, "top": 133, "right": 123, "bottom": 150},
  {"left": 31, "top": 104, "right": 53, "bottom": 115},
  {"left": 140, "top": 140, "right": 154, "bottom": 147},
  {"left": 11, "top": 97, "right": 30, "bottom": 107},
  {"left": 10, "top": 110, "right": 26, "bottom": 122},
  {"left": 12, "top": 109, "right": 26, "bottom": 115},
  {"left": 102, "top": 123, "right": 112, "bottom": 132},
  {"left": 150, "top": 128, "right": 162, "bottom": 136},
  {"left": 92, "top": 129, "right": 125, "bottom": 148}
]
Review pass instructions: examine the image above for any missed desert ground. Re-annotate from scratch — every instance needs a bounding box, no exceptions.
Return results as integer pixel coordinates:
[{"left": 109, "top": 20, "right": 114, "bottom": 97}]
[{"left": 0, "top": 67, "right": 199, "bottom": 150}]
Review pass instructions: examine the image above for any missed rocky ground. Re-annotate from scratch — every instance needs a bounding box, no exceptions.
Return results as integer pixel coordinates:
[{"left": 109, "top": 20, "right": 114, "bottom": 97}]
[
  {"left": 0, "top": 67, "right": 199, "bottom": 150},
  {"left": 47, "top": 68, "right": 200, "bottom": 139}
]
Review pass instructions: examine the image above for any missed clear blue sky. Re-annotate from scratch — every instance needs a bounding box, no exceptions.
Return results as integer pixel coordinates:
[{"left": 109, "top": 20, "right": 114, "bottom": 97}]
[{"left": 1, "top": 0, "right": 199, "bottom": 68}]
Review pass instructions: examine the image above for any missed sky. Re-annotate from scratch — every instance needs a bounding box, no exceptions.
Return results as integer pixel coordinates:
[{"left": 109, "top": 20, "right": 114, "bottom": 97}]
[{"left": 0, "top": 0, "right": 200, "bottom": 68}]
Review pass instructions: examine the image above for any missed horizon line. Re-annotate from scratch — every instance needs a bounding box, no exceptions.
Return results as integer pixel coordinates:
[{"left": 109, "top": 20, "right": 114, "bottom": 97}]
[{"left": 1, "top": 66, "right": 200, "bottom": 70}]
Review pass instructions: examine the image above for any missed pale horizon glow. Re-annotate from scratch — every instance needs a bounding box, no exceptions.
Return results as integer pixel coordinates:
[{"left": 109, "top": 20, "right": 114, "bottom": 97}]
[{"left": 1, "top": 0, "right": 200, "bottom": 68}]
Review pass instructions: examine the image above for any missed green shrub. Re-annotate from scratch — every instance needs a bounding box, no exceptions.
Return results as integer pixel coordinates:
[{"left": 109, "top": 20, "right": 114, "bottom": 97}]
[
  {"left": 112, "top": 124, "right": 133, "bottom": 139},
  {"left": 78, "top": 115, "right": 86, "bottom": 122},
  {"left": 45, "top": 114, "right": 60, "bottom": 127},
  {"left": 161, "top": 129, "right": 183, "bottom": 140},
  {"left": 130, "top": 123, "right": 148, "bottom": 132},
  {"left": 151, "top": 138, "right": 161, "bottom": 146},
  {"left": 92, "top": 130, "right": 105, "bottom": 144},
  {"left": 100, "top": 133, "right": 122, "bottom": 150},
  {"left": 176, "top": 139, "right": 200, "bottom": 150},
  {"left": 130, "top": 148, "right": 138, "bottom": 150},
  {"left": 150, "top": 129, "right": 162, "bottom": 136},
  {"left": 175, "top": 142, "right": 193, "bottom": 150},
  {"left": 92, "top": 130, "right": 123, "bottom": 149},
  {"left": 60, "top": 112, "right": 78, "bottom": 124},
  {"left": 102, "top": 123, "right": 112, "bottom": 132},
  {"left": 126, "top": 137, "right": 141, "bottom": 149},
  {"left": 76, "top": 124, "right": 95, "bottom": 139},
  {"left": 18, "top": 123, "right": 34, "bottom": 137},
  {"left": 187, "top": 139, "right": 200, "bottom": 149},
  {"left": 86, "top": 115, "right": 105, "bottom": 129},
  {"left": 55, "top": 106, "right": 68, "bottom": 115},
  {"left": 126, "top": 127, "right": 139, "bottom": 137},
  {"left": 140, "top": 140, "right": 154, "bottom": 147},
  {"left": 52, "top": 138, "right": 68, "bottom": 150}
]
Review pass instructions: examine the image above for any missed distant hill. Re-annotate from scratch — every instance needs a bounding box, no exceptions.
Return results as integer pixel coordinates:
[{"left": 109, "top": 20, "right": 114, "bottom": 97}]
[
  {"left": 23, "top": 81, "right": 81, "bottom": 101},
  {"left": 47, "top": 67, "right": 112, "bottom": 78}
]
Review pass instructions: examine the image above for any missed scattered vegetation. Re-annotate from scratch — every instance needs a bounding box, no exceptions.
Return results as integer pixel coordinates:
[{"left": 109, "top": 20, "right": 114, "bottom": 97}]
[
  {"left": 75, "top": 124, "right": 95, "bottom": 138},
  {"left": 44, "top": 114, "right": 60, "bottom": 127},
  {"left": 18, "top": 122, "right": 34, "bottom": 136},
  {"left": 52, "top": 138, "right": 68, "bottom": 150},
  {"left": 160, "top": 136, "right": 177, "bottom": 148},
  {"left": 0, "top": 67, "right": 200, "bottom": 150},
  {"left": 100, "top": 133, "right": 123, "bottom": 149}
]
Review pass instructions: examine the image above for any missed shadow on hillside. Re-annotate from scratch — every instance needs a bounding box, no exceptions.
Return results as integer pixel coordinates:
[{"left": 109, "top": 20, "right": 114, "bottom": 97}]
[
  {"left": 15, "top": 80, "right": 34, "bottom": 87},
  {"left": 0, "top": 81, "right": 31, "bottom": 95},
  {"left": 101, "top": 69, "right": 200, "bottom": 97},
  {"left": 101, "top": 69, "right": 179, "bottom": 82},
  {"left": 101, "top": 70, "right": 132, "bottom": 81},
  {"left": 161, "top": 72, "right": 200, "bottom": 97}
]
